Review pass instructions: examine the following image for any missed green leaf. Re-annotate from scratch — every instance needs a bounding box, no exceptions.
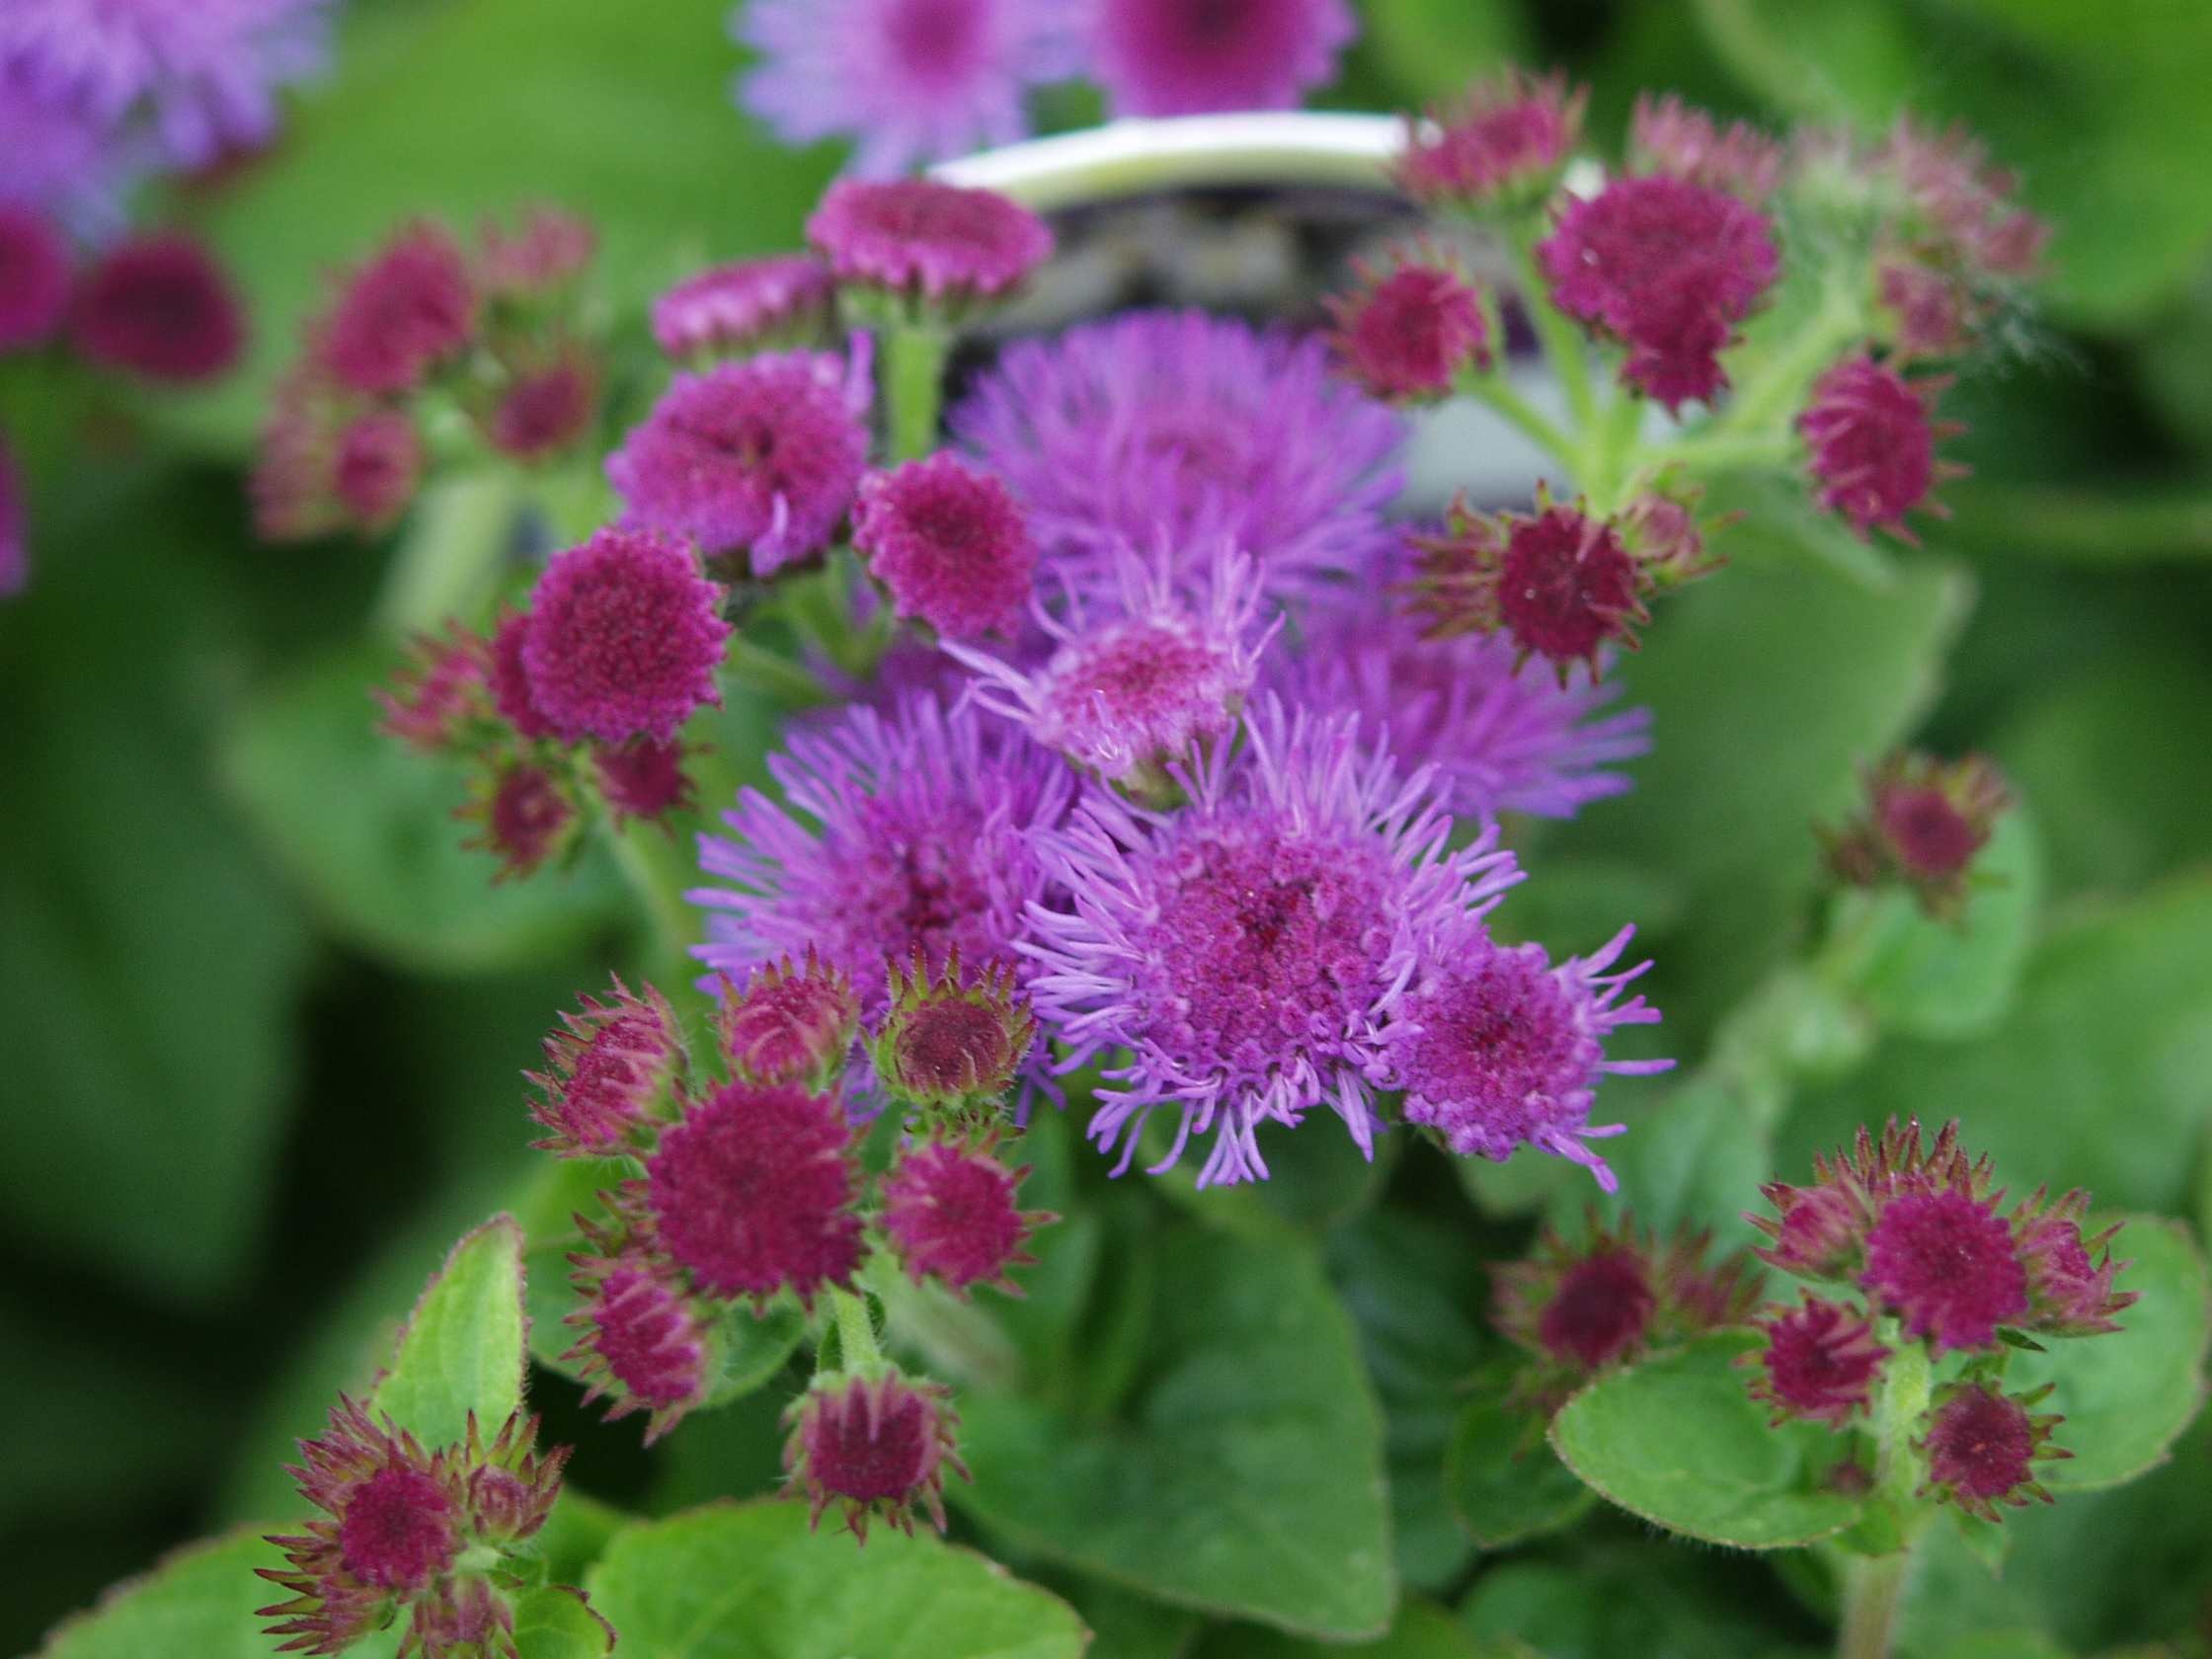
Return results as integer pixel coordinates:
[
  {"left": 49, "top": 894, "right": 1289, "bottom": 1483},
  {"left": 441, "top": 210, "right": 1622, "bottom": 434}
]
[
  {"left": 1042, "top": 1578, "right": 1197, "bottom": 1659},
  {"left": 585, "top": 1499, "right": 1088, "bottom": 1658},
  {"left": 1548, "top": 1332, "right": 1865, "bottom": 1548},
  {"left": 1457, "top": 1549, "right": 1818, "bottom": 1659},
  {"left": 1444, "top": 1396, "right": 1595, "bottom": 1550},
  {"left": 1781, "top": 873, "right": 2212, "bottom": 1217},
  {"left": 956, "top": 1228, "right": 1393, "bottom": 1638},
  {"left": 372, "top": 1216, "right": 528, "bottom": 1449},
  {"left": 222, "top": 643, "right": 627, "bottom": 974},
  {"left": 511, "top": 1587, "right": 616, "bottom": 1659},
  {"left": 2006, "top": 1216, "right": 2210, "bottom": 1491},
  {"left": 37, "top": 1530, "right": 397, "bottom": 1659},
  {"left": 1825, "top": 808, "right": 2043, "bottom": 1041},
  {"left": 1196, "top": 1598, "right": 1490, "bottom": 1658}
]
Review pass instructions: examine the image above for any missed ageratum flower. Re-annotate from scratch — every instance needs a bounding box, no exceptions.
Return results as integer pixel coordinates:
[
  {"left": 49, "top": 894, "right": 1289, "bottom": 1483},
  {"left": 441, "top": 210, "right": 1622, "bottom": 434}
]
[
  {"left": 0, "top": 72, "right": 120, "bottom": 226},
  {"left": 565, "top": 1245, "right": 711, "bottom": 1445},
  {"left": 870, "top": 947, "right": 1038, "bottom": 1118},
  {"left": 1919, "top": 1381, "right": 2067, "bottom": 1522},
  {"left": 714, "top": 948, "right": 862, "bottom": 1090},
  {"left": 1091, "top": 0, "right": 1355, "bottom": 118},
  {"left": 736, "top": 0, "right": 1080, "bottom": 179},
  {"left": 1024, "top": 697, "right": 1520, "bottom": 1186},
  {"left": 807, "top": 178, "right": 1053, "bottom": 306},
  {"left": 1799, "top": 354, "right": 1961, "bottom": 542},
  {"left": 1395, "top": 68, "right": 1585, "bottom": 211},
  {"left": 784, "top": 1370, "right": 965, "bottom": 1540},
  {"left": 1752, "top": 1117, "right": 1987, "bottom": 1283},
  {"left": 458, "top": 759, "right": 578, "bottom": 881},
  {"left": 1412, "top": 495, "right": 1653, "bottom": 675},
  {"left": 1861, "top": 1184, "right": 2029, "bottom": 1352},
  {"left": 525, "top": 978, "right": 686, "bottom": 1158},
  {"left": 1379, "top": 919, "right": 1670, "bottom": 1191},
  {"left": 879, "top": 1137, "right": 1046, "bottom": 1294},
  {"left": 1324, "top": 251, "right": 1492, "bottom": 402},
  {"left": 948, "top": 539, "right": 1279, "bottom": 787},
  {"left": 954, "top": 309, "right": 1405, "bottom": 600},
  {"left": 328, "top": 411, "right": 423, "bottom": 531},
  {"left": 605, "top": 348, "right": 871, "bottom": 576},
  {"left": 1749, "top": 1298, "right": 1890, "bottom": 1427},
  {"left": 0, "top": 0, "right": 330, "bottom": 172},
  {"left": 691, "top": 693, "right": 1073, "bottom": 1020},
  {"left": 0, "top": 204, "right": 70, "bottom": 350},
  {"left": 853, "top": 452, "right": 1037, "bottom": 641},
  {"left": 592, "top": 736, "right": 694, "bottom": 826},
  {"left": 1824, "top": 750, "right": 2013, "bottom": 918},
  {"left": 312, "top": 222, "right": 477, "bottom": 397},
  {"left": 70, "top": 232, "right": 243, "bottom": 383},
  {"left": 652, "top": 255, "right": 834, "bottom": 360},
  {"left": 481, "top": 350, "right": 599, "bottom": 462}
]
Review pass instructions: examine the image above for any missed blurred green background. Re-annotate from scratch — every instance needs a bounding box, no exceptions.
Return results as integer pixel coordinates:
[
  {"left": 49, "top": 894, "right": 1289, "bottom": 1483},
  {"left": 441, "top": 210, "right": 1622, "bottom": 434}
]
[{"left": 3, "top": 0, "right": 2211, "bottom": 1653}]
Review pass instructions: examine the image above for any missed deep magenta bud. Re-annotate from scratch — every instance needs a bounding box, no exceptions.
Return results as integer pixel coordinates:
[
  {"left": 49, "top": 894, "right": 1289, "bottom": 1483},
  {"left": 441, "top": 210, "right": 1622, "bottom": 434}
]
[
  {"left": 71, "top": 233, "right": 244, "bottom": 384},
  {"left": 1824, "top": 751, "right": 2013, "bottom": 918},
  {"left": 566, "top": 1244, "right": 711, "bottom": 1445},
  {"left": 784, "top": 1370, "right": 966, "bottom": 1540},
  {"left": 316, "top": 222, "right": 477, "bottom": 395},
  {"left": 332, "top": 411, "right": 424, "bottom": 532},
  {"left": 374, "top": 621, "right": 492, "bottom": 753},
  {"left": 1860, "top": 1186, "right": 2028, "bottom": 1352},
  {"left": 1412, "top": 494, "right": 1655, "bottom": 677},
  {"left": 1919, "top": 1381, "right": 2067, "bottom": 1522},
  {"left": 714, "top": 949, "right": 861, "bottom": 1090},
  {"left": 880, "top": 1139, "right": 1048, "bottom": 1296},
  {"left": 592, "top": 737, "right": 695, "bottom": 826},
  {"left": 458, "top": 759, "right": 579, "bottom": 880},
  {"left": 869, "top": 948, "right": 1037, "bottom": 1119},
  {"left": 2013, "top": 1192, "right": 2136, "bottom": 1337},
  {"left": 337, "top": 1465, "right": 456, "bottom": 1591},
  {"left": 853, "top": 454, "right": 1037, "bottom": 641},
  {"left": 1628, "top": 93, "right": 1783, "bottom": 201},
  {"left": 1324, "top": 253, "right": 1491, "bottom": 402},
  {"left": 484, "top": 352, "right": 599, "bottom": 461},
  {"left": 652, "top": 255, "right": 835, "bottom": 359},
  {"left": 807, "top": 178, "right": 1053, "bottom": 307},
  {"left": 1749, "top": 1298, "right": 1890, "bottom": 1427},
  {"left": 1394, "top": 69, "right": 1585, "bottom": 211},
  {"left": 526, "top": 978, "right": 685, "bottom": 1157},
  {"left": 1799, "top": 354, "right": 1962, "bottom": 542}
]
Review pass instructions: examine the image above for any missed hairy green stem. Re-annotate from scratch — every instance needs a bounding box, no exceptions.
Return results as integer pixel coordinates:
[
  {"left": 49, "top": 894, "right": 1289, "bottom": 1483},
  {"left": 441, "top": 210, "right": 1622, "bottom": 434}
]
[
  {"left": 863, "top": 1251, "right": 1022, "bottom": 1390},
  {"left": 885, "top": 325, "right": 952, "bottom": 462},
  {"left": 1837, "top": 1331, "right": 1934, "bottom": 1659},
  {"left": 1506, "top": 221, "right": 1599, "bottom": 434},
  {"left": 1580, "top": 384, "right": 1649, "bottom": 514},
  {"left": 372, "top": 471, "right": 521, "bottom": 640},
  {"left": 1837, "top": 1551, "right": 1912, "bottom": 1659},
  {"left": 829, "top": 1285, "right": 884, "bottom": 1374}
]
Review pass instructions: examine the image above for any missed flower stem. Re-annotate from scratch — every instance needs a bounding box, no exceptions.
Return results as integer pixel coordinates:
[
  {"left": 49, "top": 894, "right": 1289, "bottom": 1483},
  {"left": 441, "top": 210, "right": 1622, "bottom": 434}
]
[
  {"left": 1837, "top": 1551, "right": 1912, "bottom": 1659},
  {"left": 1838, "top": 1328, "right": 1934, "bottom": 1659},
  {"left": 884, "top": 324, "right": 952, "bottom": 462},
  {"left": 1462, "top": 367, "right": 1578, "bottom": 469},
  {"left": 372, "top": 470, "right": 522, "bottom": 640},
  {"left": 606, "top": 813, "right": 698, "bottom": 987},
  {"left": 829, "top": 1284, "right": 885, "bottom": 1374},
  {"left": 1705, "top": 277, "right": 1867, "bottom": 446},
  {"left": 1506, "top": 222, "right": 1599, "bottom": 435}
]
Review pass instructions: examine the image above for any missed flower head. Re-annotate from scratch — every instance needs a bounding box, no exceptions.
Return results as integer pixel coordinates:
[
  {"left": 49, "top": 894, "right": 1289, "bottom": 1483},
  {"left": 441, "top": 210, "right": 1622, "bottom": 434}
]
[
  {"left": 0, "top": 72, "right": 122, "bottom": 227},
  {"left": 458, "top": 759, "right": 578, "bottom": 881},
  {"left": 880, "top": 1136, "right": 1046, "bottom": 1293},
  {"left": 1920, "top": 1381, "right": 2067, "bottom": 1522},
  {"left": 592, "top": 736, "right": 695, "bottom": 826},
  {"left": 1324, "top": 251, "right": 1491, "bottom": 402},
  {"left": 853, "top": 452, "right": 1036, "bottom": 640},
  {"left": 949, "top": 538, "right": 1278, "bottom": 787},
  {"left": 2012, "top": 1191, "right": 2136, "bottom": 1337},
  {"left": 483, "top": 351, "right": 599, "bottom": 462},
  {"left": 785, "top": 1370, "right": 966, "bottom": 1540},
  {"left": 1628, "top": 93, "right": 1783, "bottom": 201},
  {"left": 738, "top": 0, "right": 1080, "bottom": 179},
  {"left": 1539, "top": 175, "right": 1779, "bottom": 409},
  {"left": 0, "top": 204, "right": 70, "bottom": 350},
  {"left": 652, "top": 255, "right": 834, "bottom": 360},
  {"left": 488, "top": 605, "right": 556, "bottom": 740},
  {"left": 1799, "top": 354, "right": 1960, "bottom": 542},
  {"left": 1025, "top": 697, "right": 1521, "bottom": 1186},
  {"left": 1381, "top": 921, "right": 1669, "bottom": 1191},
  {"left": 70, "top": 232, "right": 242, "bottom": 383},
  {"left": 1091, "top": 0, "right": 1354, "bottom": 117},
  {"left": 715, "top": 949, "right": 862, "bottom": 1090},
  {"left": 1396, "top": 69, "right": 1585, "bottom": 211},
  {"left": 646, "top": 1078, "right": 863, "bottom": 1307},
  {"left": 332, "top": 411, "right": 423, "bottom": 531},
  {"left": 374, "top": 622, "right": 491, "bottom": 753},
  {"left": 953, "top": 309, "right": 1405, "bottom": 600},
  {"left": 1824, "top": 750, "right": 2013, "bottom": 917},
  {"left": 1861, "top": 1186, "right": 2028, "bottom": 1353},
  {"left": 692, "top": 693, "right": 1073, "bottom": 1020},
  {"left": 1751, "top": 1117, "right": 1985, "bottom": 1282},
  {"left": 871, "top": 947, "right": 1037, "bottom": 1118},
  {"left": 526, "top": 978, "right": 685, "bottom": 1158},
  {"left": 1873, "top": 118, "right": 2048, "bottom": 281},
  {"left": 808, "top": 178, "right": 1052, "bottom": 307},
  {"left": 313, "top": 223, "right": 476, "bottom": 396},
  {"left": 1750, "top": 1298, "right": 1890, "bottom": 1427},
  {"left": 565, "top": 1245, "right": 711, "bottom": 1444},
  {"left": 519, "top": 526, "right": 730, "bottom": 745},
  {"left": 1412, "top": 495, "right": 1653, "bottom": 675},
  {"left": 606, "top": 349, "right": 870, "bottom": 575}
]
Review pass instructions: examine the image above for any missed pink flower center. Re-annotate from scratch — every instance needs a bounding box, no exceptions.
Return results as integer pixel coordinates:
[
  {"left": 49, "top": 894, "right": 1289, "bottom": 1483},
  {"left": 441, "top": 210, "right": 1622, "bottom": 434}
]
[
  {"left": 1926, "top": 1387, "right": 2035, "bottom": 1499},
  {"left": 1402, "top": 947, "right": 1589, "bottom": 1122},
  {"left": 1498, "top": 511, "right": 1640, "bottom": 664},
  {"left": 1878, "top": 786, "right": 1981, "bottom": 877},
  {"left": 894, "top": 998, "right": 1014, "bottom": 1097},
  {"left": 338, "top": 1466, "right": 457, "bottom": 1591},
  {"left": 809, "top": 1384, "right": 938, "bottom": 1503},
  {"left": 1538, "top": 1248, "right": 1654, "bottom": 1369},
  {"left": 1860, "top": 1188, "right": 2028, "bottom": 1349}
]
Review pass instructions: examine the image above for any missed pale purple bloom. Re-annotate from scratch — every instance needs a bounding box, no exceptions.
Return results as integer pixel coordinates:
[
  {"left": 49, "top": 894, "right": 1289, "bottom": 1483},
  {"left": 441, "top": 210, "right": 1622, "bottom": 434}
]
[
  {"left": 1024, "top": 696, "right": 1520, "bottom": 1187},
  {"left": 0, "top": 70, "right": 124, "bottom": 224},
  {"left": 947, "top": 538, "right": 1281, "bottom": 783},
  {"left": 1092, "top": 0, "right": 1354, "bottom": 118},
  {"left": 735, "top": 0, "right": 1082, "bottom": 179},
  {"left": 690, "top": 693, "right": 1074, "bottom": 1020},
  {"left": 1284, "top": 581, "right": 1649, "bottom": 821},
  {"left": 953, "top": 309, "right": 1406, "bottom": 601},
  {"left": 0, "top": 0, "right": 330, "bottom": 173},
  {"left": 1379, "top": 921, "right": 1670, "bottom": 1191}
]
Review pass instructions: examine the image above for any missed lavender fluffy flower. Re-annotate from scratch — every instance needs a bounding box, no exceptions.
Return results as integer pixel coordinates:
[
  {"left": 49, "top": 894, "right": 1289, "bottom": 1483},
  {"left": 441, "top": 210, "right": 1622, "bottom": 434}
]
[
  {"left": 953, "top": 309, "right": 1406, "bottom": 602},
  {"left": 1092, "top": 0, "right": 1355, "bottom": 118},
  {"left": 735, "top": 0, "right": 1081, "bottom": 180},
  {"left": 1025, "top": 696, "right": 1520, "bottom": 1187},
  {"left": 947, "top": 538, "right": 1281, "bottom": 784},
  {"left": 0, "top": 70, "right": 123, "bottom": 223},
  {"left": 1285, "top": 582, "right": 1649, "bottom": 821},
  {"left": 0, "top": 0, "right": 330, "bottom": 173},
  {"left": 690, "top": 693, "right": 1074, "bottom": 1021}
]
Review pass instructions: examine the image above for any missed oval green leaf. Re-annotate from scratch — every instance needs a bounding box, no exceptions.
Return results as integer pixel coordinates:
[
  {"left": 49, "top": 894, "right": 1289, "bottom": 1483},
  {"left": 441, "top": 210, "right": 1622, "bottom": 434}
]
[
  {"left": 372, "top": 1215, "right": 528, "bottom": 1449},
  {"left": 1445, "top": 1396, "right": 1595, "bottom": 1550},
  {"left": 511, "top": 1586, "right": 615, "bottom": 1659}
]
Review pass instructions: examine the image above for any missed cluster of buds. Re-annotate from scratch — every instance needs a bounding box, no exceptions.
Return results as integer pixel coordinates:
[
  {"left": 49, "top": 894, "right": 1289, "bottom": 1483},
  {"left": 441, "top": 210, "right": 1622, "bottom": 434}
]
[
  {"left": 1748, "top": 1119, "right": 2132, "bottom": 1521},
  {"left": 374, "top": 522, "right": 731, "bottom": 877},
  {"left": 253, "top": 208, "right": 603, "bottom": 542},
  {"left": 1823, "top": 750, "right": 2014, "bottom": 918},
  {"left": 259, "top": 1400, "right": 584, "bottom": 1657},
  {"left": 1410, "top": 484, "right": 1718, "bottom": 677},
  {"left": 1491, "top": 1213, "right": 1763, "bottom": 1413}
]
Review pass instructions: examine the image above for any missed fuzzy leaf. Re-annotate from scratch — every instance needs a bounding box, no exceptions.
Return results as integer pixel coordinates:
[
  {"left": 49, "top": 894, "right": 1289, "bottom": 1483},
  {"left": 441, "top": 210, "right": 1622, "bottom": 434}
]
[
  {"left": 2006, "top": 1216, "right": 2211, "bottom": 1491},
  {"left": 1445, "top": 1397, "right": 1595, "bottom": 1550},
  {"left": 1458, "top": 1551, "right": 1816, "bottom": 1657},
  {"left": 372, "top": 1216, "right": 528, "bottom": 1449},
  {"left": 585, "top": 1499, "right": 1087, "bottom": 1658},
  {"left": 1548, "top": 1332, "right": 1865, "bottom": 1548},
  {"left": 956, "top": 1228, "right": 1393, "bottom": 1638},
  {"left": 511, "top": 1586, "right": 616, "bottom": 1659}
]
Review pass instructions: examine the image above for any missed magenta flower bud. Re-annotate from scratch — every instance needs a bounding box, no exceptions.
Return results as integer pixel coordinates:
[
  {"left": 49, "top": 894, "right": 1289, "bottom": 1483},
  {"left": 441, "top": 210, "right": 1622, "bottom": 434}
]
[
  {"left": 1749, "top": 1299, "right": 1890, "bottom": 1427},
  {"left": 2013, "top": 1192, "right": 2137, "bottom": 1337},
  {"left": 1395, "top": 69, "right": 1586, "bottom": 212},
  {"left": 374, "top": 621, "right": 492, "bottom": 753},
  {"left": 647, "top": 1079, "right": 863, "bottom": 1308},
  {"left": 807, "top": 178, "right": 1052, "bottom": 307},
  {"left": 1538, "top": 175, "right": 1779, "bottom": 409},
  {"left": 487, "top": 605, "right": 556, "bottom": 741},
  {"left": 784, "top": 1370, "right": 966, "bottom": 1540},
  {"left": 652, "top": 256, "right": 835, "bottom": 360},
  {"left": 1324, "top": 253, "right": 1491, "bottom": 403},
  {"left": 1861, "top": 1186, "right": 2030, "bottom": 1353},
  {"left": 1751, "top": 1180, "right": 1872, "bottom": 1282},
  {"left": 870, "top": 947, "right": 1037, "bottom": 1118},
  {"left": 456, "top": 1410, "right": 568, "bottom": 1544},
  {"left": 332, "top": 410, "right": 424, "bottom": 532},
  {"left": 458, "top": 758, "right": 579, "bottom": 881},
  {"left": 338, "top": 1465, "right": 456, "bottom": 1591},
  {"left": 1824, "top": 751, "right": 2014, "bottom": 918},
  {"left": 1798, "top": 354, "right": 1963, "bottom": 543},
  {"left": 853, "top": 453, "right": 1036, "bottom": 641},
  {"left": 881, "top": 1138, "right": 1049, "bottom": 1295},
  {"left": 0, "top": 204, "right": 71, "bottom": 351},
  {"left": 526, "top": 978, "right": 685, "bottom": 1157},
  {"left": 315, "top": 222, "right": 477, "bottom": 395},
  {"left": 1628, "top": 93, "right": 1784, "bottom": 201},
  {"left": 1875, "top": 118, "right": 2049, "bottom": 282},
  {"left": 519, "top": 525, "right": 730, "bottom": 746},
  {"left": 1412, "top": 495, "right": 1655, "bottom": 677},
  {"left": 71, "top": 232, "right": 243, "bottom": 384},
  {"left": 1092, "top": 0, "right": 1353, "bottom": 118},
  {"left": 566, "top": 1246, "right": 712, "bottom": 1445},
  {"left": 592, "top": 736, "right": 694, "bottom": 826},
  {"left": 475, "top": 206, "right": 595, "bottom": 301},
  {"left": 1919, "top": 1382, "right": 2068, "bottom": 1523},
  {"left": 714, "top": 949, "right": 861, "bottom": 1090},
  {"left": 1753, "top": 1117, "right": 1983, "bottom": 1281},
  {"left": 484, "top": 351, "right": 599, "bottom": 462}
]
